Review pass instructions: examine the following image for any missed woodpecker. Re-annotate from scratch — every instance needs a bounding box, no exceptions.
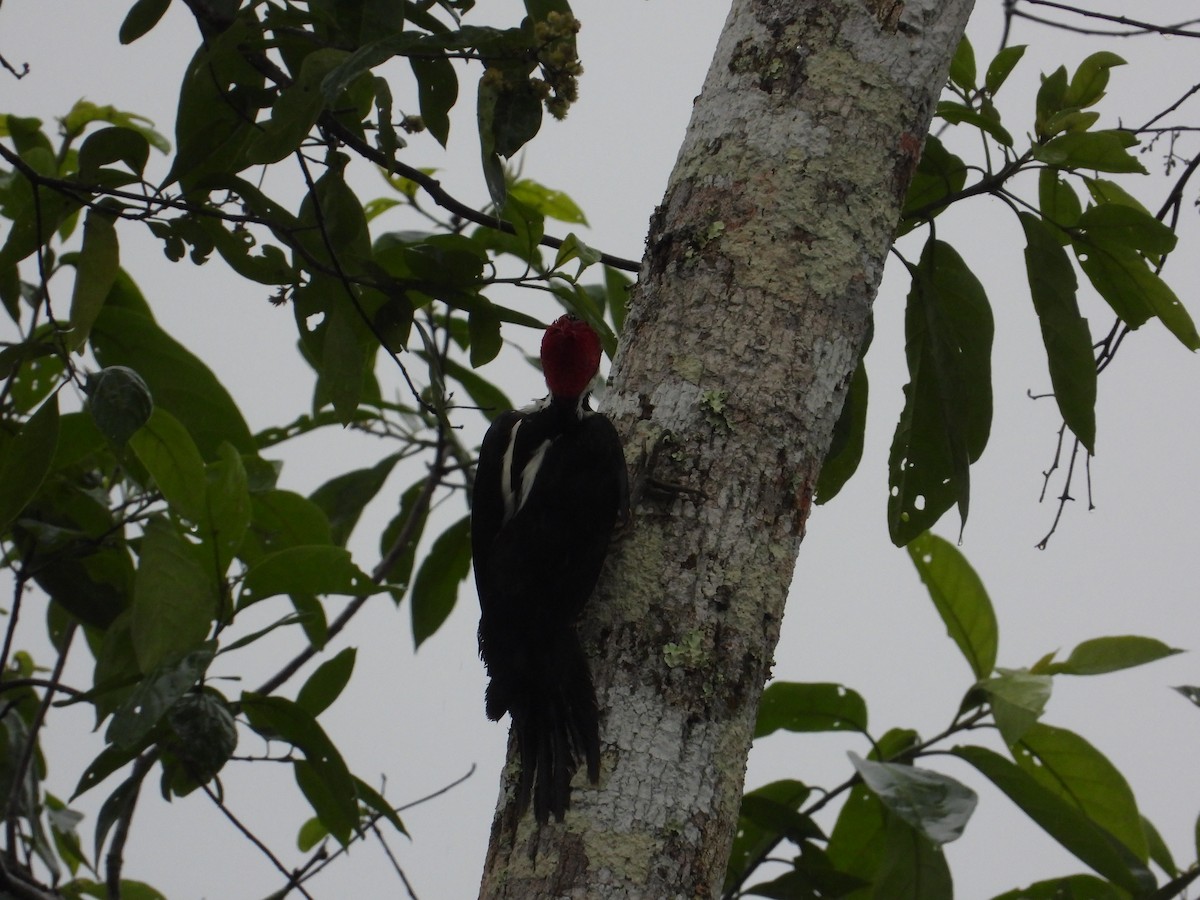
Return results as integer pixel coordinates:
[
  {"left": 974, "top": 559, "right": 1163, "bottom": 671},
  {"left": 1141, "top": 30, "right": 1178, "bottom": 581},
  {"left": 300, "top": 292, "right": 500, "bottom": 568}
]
[{"left": 471, "top": 314, "right": 628, "bottom": 824}]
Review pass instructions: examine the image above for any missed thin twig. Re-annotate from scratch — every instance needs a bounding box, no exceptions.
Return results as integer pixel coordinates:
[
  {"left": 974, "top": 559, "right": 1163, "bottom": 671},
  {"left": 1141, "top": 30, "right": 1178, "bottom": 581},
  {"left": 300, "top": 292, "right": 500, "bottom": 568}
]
[
  {"left": 371, "top": 823, "right": 419, "bottom": 900},
  {"left": 202, "top": 783, "right": 317, "bottom": 900}
]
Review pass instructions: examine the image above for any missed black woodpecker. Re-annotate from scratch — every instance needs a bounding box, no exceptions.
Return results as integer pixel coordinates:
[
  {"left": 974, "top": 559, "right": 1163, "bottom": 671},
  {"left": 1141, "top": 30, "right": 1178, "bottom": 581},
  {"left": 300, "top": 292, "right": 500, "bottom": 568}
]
[{"left": 471, "top": 314, "right": 628, "bottom": 823}]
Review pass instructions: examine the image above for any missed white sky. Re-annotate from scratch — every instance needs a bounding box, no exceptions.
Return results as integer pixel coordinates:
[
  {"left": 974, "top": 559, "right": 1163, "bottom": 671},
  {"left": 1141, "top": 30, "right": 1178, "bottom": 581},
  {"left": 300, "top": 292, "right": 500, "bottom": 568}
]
[{"left": 3, "top": 1, "right": 1199, "bottom": 898}]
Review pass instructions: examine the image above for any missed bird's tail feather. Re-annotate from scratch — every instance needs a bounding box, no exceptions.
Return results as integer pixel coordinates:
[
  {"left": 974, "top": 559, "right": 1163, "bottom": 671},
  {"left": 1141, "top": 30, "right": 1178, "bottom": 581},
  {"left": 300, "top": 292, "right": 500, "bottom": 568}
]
[{"left": 500, "top": 629, "right": 599, "bottom": 823}]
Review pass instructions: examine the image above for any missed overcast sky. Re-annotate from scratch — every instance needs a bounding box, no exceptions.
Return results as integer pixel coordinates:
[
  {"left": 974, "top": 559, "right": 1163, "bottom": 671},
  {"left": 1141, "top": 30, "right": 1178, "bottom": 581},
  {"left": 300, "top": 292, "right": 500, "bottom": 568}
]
[{"left": 4, "top": 1, "right": 1200, "bottom": 898}]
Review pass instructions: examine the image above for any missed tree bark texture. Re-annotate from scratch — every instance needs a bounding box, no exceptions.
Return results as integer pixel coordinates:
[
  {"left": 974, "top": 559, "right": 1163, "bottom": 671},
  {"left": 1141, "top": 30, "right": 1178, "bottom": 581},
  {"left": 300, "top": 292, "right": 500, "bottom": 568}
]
[{"left": 480, "top": 0, "right": 975, "bottom": 896}]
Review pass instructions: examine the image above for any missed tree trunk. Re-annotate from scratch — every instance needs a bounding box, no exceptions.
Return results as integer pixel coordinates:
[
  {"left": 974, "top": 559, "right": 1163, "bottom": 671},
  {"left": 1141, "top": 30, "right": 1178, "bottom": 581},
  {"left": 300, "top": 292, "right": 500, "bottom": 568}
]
[{"left": 479, "top": 0, "right": 974, "bottom": 895}]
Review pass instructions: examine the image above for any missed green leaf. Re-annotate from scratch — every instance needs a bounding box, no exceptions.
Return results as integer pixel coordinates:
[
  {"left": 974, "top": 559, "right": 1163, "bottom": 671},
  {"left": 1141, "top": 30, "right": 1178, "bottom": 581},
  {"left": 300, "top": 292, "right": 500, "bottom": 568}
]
[
  {"left": 87, "top": 366, "right": 153, "bottom": 447},
  {"left": 165, "top": 15, "right": 264, "bottom": 188},
  {"left": 310, "top": 452, "right": 402, "bottom": 546},
  {"left": 953, "top": 745, "right": 1154, "bottom": 893},
  {"left": 934, "top": 100, "right": 1013, "bottom": 148},
  {"left": 724, "top": 780, "right": 814, "bottom": 894},
  {"left": 320, "top": 303, "right": 368, "bottom": 424},
  {"left": 1034, "top": 131, "right": 1147, "bottom": 175},
  {"left": 468, "top": 297, "right": 503, "bottom": 368},
  {"left": 1065, "top": 51, "right": 1126, "bottom": 109},
  {"left": 849, "top": 753, "right": 977, "bottom": 846},
  {"left": 754, "top": 682, "right": 868, "bottom": 738},
  {"left": 509, "top": 179, "right": 588, "bottom": 226},
  {"left": 106, "top": 644, "right": 215, "bottom": 749},
  {"left": 91, "top": 306, "right": 255, "bottom": 458},
  {"left": 978, "top": 669, "right": 1052, "bottom": 746},
  {"left": 873, "top": 815, "right": 954, "bottom": 900},
  {"left": 353, "top": 776, "right": 408, "bottom": 836},
  {"left": 240, "top": 546, "right": 380, "bottom": 606},
  {"left": 1020, "top": 213, "right": 1096, "bottom": 452},
  {"left": 243, "top": 490, "right": 334, "bottom": 565},
  {"left": 948, "top": 35, "right": 976, "bottom": 91},
  {"left": 1077, "top": 203, "right": 1177, "bottom": 258},
  {"left": 411, "top": 55, "right": 458, "bottom": 148},
  {"left": 1143, "top": 815, "right": 1178, "bottom": 877},
  {"left": 67, "top": 209, "right": 120, "bottom": 352},
  {"left": 411, "top": 516, "right": 472, "bottom": 647},
  {"left": 240, "top": 694, "right": 358, "bottom": 846},
  {"left": 907, "top": 532, "right": 998, "bottom": 679},
  {"left": 991, "top": 874, "right": 1126, "bottom": 900},
  {"left": 1172, "top": 685, "right": 1200, "bottom": 710},
  {"left": 119, "top": 0, "right": 172, "bottom": 44},
  {"left": 1035, "top": 66, "right": 1069, "bottom": 139},
  {"left": 888, "top": 241, "right": 993, "bottom": 545},
  {"left": 816, "top": 354, "right": 867, "bottom": 504},
  {"left": 1042, "top": 635, "right": 1183, "bottom": 676},
  {"left": 131, "top": 518, "right": 216, "bottom": 672},
  {"left": 297, "top": 816, "right": 328, "bottom": 852},
  {"left": 826, "top": 784, "right": 888, "bottom": 895},
  {"left": 984, "top": 44, "right": 1026, "bottom": 94},
  {"left": 1039, "top": 173, "right": 1086, "bottom": 230},
  {"left": 203, "top": 442, "right": 251, "bottom": 575},
  {"left": 296, "top": 647, "right": 357, "bottom": 718},
  {"left": 246, "top": 49, "right": 347, "bottom": 165},
  {"left": 442, "top": 357, "right": 513, "bottom": 421},
  {"left": 0, "top": 393, "right": 60, "bottom": 533},
  {"left": 1014, "top": 723, "right": 1147, "bottom": 861},
  {"left": 901, "top": 135, "right": 967, "bottom": 228},
  {"left": 1075, "top": 240, "right": 1199, "bottom": 349},
  {"left": 129, "top": 408, "right": 207, "bottom": 522}
]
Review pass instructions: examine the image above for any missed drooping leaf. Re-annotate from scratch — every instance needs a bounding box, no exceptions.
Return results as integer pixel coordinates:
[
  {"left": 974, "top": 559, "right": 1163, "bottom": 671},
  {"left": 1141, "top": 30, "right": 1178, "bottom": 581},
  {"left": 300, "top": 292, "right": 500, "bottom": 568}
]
[
  {"left": 952, "top": 745, "right": 1155, "bottom": 893},
  {"left": 888, "top": 241, "right": 993, "bottom": 545},
  {"left": 202, "top": 442, "right": 251, "bottom": 575},
  {"left": 411, "top": 516, "right": 472, "bottom": 647},
  {"left": 826, "top": 784, "right": 889, "bottom": 895},
  {"left": 0, "top": 393, "right": 60, "bottom": 533},
  {"left": 246, "top": 49, "right": 347, "bottom": 165},
  {"left": 754, "top": 682, "right": 868, "bottom": 739},
  {"left": 411, "top": 55, "right": 458, "bottom": 148},
  {"left": 1037, "top": 169, "right": 1082, "bottom": 236},
  {"left": 509, "top": 179, "right": 588, "bottom": 226},
  {"left": 1020, "top": 213, "right": 1096, "bottom": 452},
  {"left": 128, "top": 408, "right": 207, "bottom": 522},
  {"left": 67, "top": 209, "right": 120, "bottom": 352},
  {"left": 900, "top": 136, "right": 967, "bottom": 229},
  {"left": 296, "top": 647, "right": 357, "bottom": 718},
  {"left": 907, "top": 532, "right": 998, "bottom": 679},
  {"left": 468, "top": 296, "right": 503, "bottom": 368},
  {"left": 849, "top": 753, "right": 977, "bottom": 846},
  {"left": 1013, "top": 723, "right": 1148, "bottom": 861},
  {"left": 353, "top": 776, "right": 408, "bottom": 837},
  {"left": 872, "top": 815, "right": 954, "bottom": 900},
  {"left": 816, "top": 355, "right": 868, "bottom": 504},
  {"left": 131, "top": 518, "right": 216, "bottom": 672},
  {"left": 240, "top": 694, "right": 358, "bottom": 846}
]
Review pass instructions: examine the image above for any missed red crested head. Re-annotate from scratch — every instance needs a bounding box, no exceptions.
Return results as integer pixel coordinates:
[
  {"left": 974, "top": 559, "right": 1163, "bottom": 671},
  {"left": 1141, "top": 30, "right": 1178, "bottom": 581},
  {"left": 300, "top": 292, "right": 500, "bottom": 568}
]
[{"left": 540, "top": 314, "right": 602, "bottom": 399}]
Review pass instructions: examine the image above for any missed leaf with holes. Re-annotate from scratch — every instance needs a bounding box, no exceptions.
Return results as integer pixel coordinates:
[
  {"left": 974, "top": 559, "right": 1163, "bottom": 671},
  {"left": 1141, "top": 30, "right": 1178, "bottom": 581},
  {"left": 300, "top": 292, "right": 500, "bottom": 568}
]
[
  {"left": 907, "top": 532, "right": 998, "bottom": 679},
  {"left": 754, "top": 682, "right": 868, "bottom": 738}
]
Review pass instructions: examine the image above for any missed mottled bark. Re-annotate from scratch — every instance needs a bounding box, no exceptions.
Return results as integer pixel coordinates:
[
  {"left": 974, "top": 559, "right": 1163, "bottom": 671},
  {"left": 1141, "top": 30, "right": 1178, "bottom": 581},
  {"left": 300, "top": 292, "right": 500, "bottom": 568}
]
[{"left": 480, "top": 0, "right": 974, "bottom": 896}]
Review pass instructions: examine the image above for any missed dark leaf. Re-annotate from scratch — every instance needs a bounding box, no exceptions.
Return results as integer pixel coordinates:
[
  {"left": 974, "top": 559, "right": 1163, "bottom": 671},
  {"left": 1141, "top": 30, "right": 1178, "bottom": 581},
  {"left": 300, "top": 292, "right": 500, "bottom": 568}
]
[
  {"left": 0, "top": 393, "right": 60, "bottom": 533},
  {"left": 131, "top": 519, "right": 217, "bottom": 671},
  {"left": 411, "top": 55, "right": 458, "bottom": 148},
  {"left": 107, "top": 645, "right": 215, "bottom": 749},
  {"left": 984, "top": 44, "right": 1026, "bottom": 94},
  {"left": 1034, "top": 131, "right": 1147, "bottom": 175},
  {"left": 87, "top": 366, "right": 153, "bottom": 448},
  {"left": 310, "top": 452, "right": 402, "bottom": 546},
  {"left": 888, "top": 241, "right": 993, "bottom": 545},
  {"left": 296, "top": 647, "right": 357, "bottom": 718},
  {"left": 816, "top": 356, "right": 867, "bottom": 504},
  {"left": 67, "top": 209, "right": 121, "bottom": 352},
  {"left": 948, "top": 35, "right": 976, "bottom": 91},
  {"left": 128, "top": 409, "right": 207, "bottom": 522},
  {"left": 1020, "top": 213, "right": 1096, "bottom": 451},
  {"left": 952, "top": 745, "right": 1155, "bottom": 893},
  {"left": 1014, "top": 723, "right": 1147, "bottom": 861},
  {"left": 725, "top": 779, "right": 814, "bottom": 893},
  {"left": 411, "top": 516, "right": 471, "bottom": 647},
  {"left": 239, "top": 545, "right": 381, "bottom": 606},
  {"left": 991, "top": 874, "right": 1126, "bottom": 900},
  {"left": 755, "top": 682, "right": 868, "bottom": 738},
  {"left": 1042, "top": 635, "right": 1182, "bottom": 676},
  {"left": 119, "top": 0, "right": 172, "bottom": 44}
]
